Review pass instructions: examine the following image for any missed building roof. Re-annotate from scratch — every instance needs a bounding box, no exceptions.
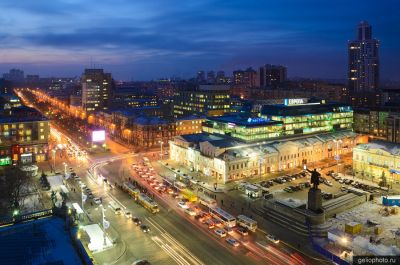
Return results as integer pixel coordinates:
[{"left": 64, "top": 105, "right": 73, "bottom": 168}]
[
  {"left": 0, "top": 106, "right": 49, "bottom": 123},
  {"left": 178, "top": 133, "right": 224, "bottom": 144},
  {"left": 355, "top": 140, "right": 400, "bottom": 156},
  {"left": 261, "top": 102, "right": 352, "bottom": 116},
  {"left": 206, "top": 114, "right": 282, "bottom": 127},
  {"left": 134, "top": 116, "right": 169, "bottom": 126}
]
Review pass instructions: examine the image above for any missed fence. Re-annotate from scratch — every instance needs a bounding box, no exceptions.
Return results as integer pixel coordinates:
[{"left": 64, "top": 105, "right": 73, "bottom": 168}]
[{"left": 0, "top": 209, "right": 53, "bottom": 227}]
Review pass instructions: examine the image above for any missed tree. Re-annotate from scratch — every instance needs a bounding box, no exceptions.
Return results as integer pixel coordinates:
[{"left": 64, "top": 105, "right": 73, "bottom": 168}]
[{"left": 0, "top": 166, "right": 31, "bottom": 216}]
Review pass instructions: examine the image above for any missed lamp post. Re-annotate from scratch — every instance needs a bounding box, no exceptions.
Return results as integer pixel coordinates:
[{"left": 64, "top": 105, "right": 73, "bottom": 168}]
[
  {"left": 81, "top": 190, "right": 87, "bottom": 212},
  {"left": 159, "top": 141, "right": 164, "bottom": 160},
  {"left": 333, "top": 139, "right": 342, "bottom": 175},
  {"left": 101, "top": 204, "right": 110, "bottom": 246},
  {"left": 52, "top": 149, "right": 56, "bottom": 173},
  {"left": 63, "top": 162, "right": 67, "bottom": 178}
]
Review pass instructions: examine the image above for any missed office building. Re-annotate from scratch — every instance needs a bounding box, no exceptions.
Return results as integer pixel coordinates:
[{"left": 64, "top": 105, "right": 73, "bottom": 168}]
[
  {"left": 215, "top": 71, "right": 226, "bottom": 84},
  {"left": 81, "top": 69, "right": 113, "bottom": 113},
  {"left": 173, "top": 85, "right": 231, "bottom": 117},
  {"left": 348, "top": 21, "right": 379, "bottom": 93},
  {"left": 207, "top": 71, "right": 216, "bottom": 84},
  {"left": 0, "top": 106, "right": 50, "bottom": 164},
  {"left": 196, "top": 71, "right": 206, "bottom": 84},
  {"left": 387, "top": 114, "right": 400, "bottom": 143},
  {"left": 233, "top": 68, "right": 257, "bottom": 87},
  {"left": 0, "top": 79, "right": 12, "bottom": 95},
  {"left": 3, "top": 69, "right": 24, "bottom": 83},
  {"left": 260, "top": 99, "right": 353, "bottom": 136},
  {"left": 258, "top": 64, "right": 287, "bottom": 88}
]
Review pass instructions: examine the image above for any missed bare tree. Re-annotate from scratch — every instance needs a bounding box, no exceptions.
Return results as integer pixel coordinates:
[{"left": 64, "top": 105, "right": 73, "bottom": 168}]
[{"left": 0, "top": 166, "right": 31, "bottom": 216}]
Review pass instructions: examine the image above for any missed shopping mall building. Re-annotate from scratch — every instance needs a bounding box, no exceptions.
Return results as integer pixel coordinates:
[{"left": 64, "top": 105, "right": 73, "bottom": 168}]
[{"left": 170, "top": 99, "right": 365, "bottom": 183}]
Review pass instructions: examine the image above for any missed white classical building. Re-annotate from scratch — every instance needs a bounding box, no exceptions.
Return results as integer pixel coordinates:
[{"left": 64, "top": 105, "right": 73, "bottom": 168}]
[{"left": 170, "top": 131, "right": 364, "bottom": 183}]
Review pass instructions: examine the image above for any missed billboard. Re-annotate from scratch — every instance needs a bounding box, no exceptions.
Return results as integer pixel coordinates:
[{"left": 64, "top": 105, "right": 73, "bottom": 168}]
[{"left": 92, "top": 130, "right": 105, "bottom": 142}]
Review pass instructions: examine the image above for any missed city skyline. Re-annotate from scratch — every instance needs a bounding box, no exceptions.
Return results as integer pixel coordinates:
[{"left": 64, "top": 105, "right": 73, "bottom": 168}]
[{"left": 0, "top": 1, "right": 398, "bottom": 81}]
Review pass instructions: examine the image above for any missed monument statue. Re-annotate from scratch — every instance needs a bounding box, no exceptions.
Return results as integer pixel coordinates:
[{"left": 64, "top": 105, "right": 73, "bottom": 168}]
[
  {"left": 306, "top": 168, "right": 323, "bottom": 213},
  {"left": 308, "top": 169, "right": 321, "bottom": 189}
]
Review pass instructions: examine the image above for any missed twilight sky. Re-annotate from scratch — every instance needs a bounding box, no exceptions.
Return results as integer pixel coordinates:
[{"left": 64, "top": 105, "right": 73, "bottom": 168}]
[{"left": 0, "top": 0, "right": 398, "bottom": 81}]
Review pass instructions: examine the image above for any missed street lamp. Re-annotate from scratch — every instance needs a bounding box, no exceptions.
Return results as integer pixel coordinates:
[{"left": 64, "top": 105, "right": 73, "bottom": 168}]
[
  {"left": 52, "top": 149, "right": 56, "bottom": 173},
  {"left": 100, "top": 204, "right": 110, "bottom": 246},
  {"left": 333, "top": 139, "right": 343, "bottom": 175},
  {"left": 159, "top": 141, "right": 164, "bottom": 160},
  {"left": 63, "top": 162, "right": 67, "bottom": 178}
]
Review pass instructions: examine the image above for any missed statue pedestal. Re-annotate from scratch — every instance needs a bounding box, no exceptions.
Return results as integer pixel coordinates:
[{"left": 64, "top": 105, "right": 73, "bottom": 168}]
[{"left": 308, "top": 188, "right": 322, "bottom": 212}]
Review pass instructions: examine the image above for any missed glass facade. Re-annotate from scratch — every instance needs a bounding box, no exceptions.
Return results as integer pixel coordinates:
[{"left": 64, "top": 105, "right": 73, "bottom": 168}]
[{"left": 203, "top": 102, "right": 353, "bottom": 142}]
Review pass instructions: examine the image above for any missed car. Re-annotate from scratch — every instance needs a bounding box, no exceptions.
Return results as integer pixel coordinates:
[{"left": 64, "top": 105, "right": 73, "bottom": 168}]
[
  {"left": 283, "top": 187, "right": 293, "bottom": 193},
  {"left": 212, "top": 219, "right": 223, "bottom": 228},
  {"left": 124, "top": 211, "right": 132, "bottom": 219},
  {"left": 131, "top": 260, "right": 151, "bottom": 265},
  {"left": 184, "top": 208, "right": 196, "bottom": 216},
  {"left": 205, "top": 220, "right": 215, "bottom": 229},
  {"left": 226, "top": 238, "right": 240, "bottom": 247},
  {"left": 214, "top": 228, "right": 227, "bottom": 237},
  {"left": 267, "top": 180, "right": 274, "bottom": 186},
  {"left": 140, "top": 224, "right": 150, "bottom": 233},
  {"left": 340, "top": 186, "right": 347, "bottom": 192},
  {"left": 93, "top": 197, "right": 101, "bottom": 204},
  {"left": 224, "top": 226, "right": 234, "bottom": 235},
  {"left": 236, "top": 227, "right": 248, "bottom": 236},
  {"left": 132, "top": 217, "right": 142, "bottom": 225},
  {"left": 338, "top": 179, "right": 344, "bottom": 184},
  {"left": 177, "top": 201, "right": 189, "bottom": 209},
  {"left": 325, "top": 180, "right": 333, "bottom": 187},
  {"left": 266, "top": 234, "right": 280, "bottom": 244}
]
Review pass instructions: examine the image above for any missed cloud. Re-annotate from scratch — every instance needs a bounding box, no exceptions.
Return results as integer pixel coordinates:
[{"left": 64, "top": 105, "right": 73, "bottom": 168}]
[{"left": 0, "top": 0, "right": 398, "bottom": 80}]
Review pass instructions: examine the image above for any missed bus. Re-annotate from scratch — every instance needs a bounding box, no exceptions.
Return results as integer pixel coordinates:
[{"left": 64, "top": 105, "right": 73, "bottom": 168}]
[
  {"left": 181, "top": 188, "right": 197, "bottom": 202},
  {"left": 137, "top": 193, "right": 160, "bottom": 214},
  {"left": 198, "top": 195, "right": 217, "bottom": 208},
  {"left": 237, "top": 215, "right": 258, "bottom": 232},
  {"left": 174, "top": 181, "right": 187, "bottom": 191},
  {"left": 109, "top": 201, "right": 122, "bottom": 215},
  {"left": 123, "top": 183, "right": 140, "bottom": 200},
  {"left": 209, "top": 207, "right": 236, "bottom": 228}
]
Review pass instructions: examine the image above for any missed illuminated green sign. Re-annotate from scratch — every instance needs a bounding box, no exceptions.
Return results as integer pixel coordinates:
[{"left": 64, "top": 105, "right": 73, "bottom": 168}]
[{"left": 0, "top": 157, "right": 11, "bottom": 166}]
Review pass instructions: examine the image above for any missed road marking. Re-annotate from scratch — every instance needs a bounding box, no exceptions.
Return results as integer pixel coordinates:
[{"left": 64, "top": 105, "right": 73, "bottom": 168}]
[{"left": 147, "top": 218, "right": 204, "bottom": 265}]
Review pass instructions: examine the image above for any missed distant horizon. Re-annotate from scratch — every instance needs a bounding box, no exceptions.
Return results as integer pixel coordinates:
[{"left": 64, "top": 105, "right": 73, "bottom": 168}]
[{"left": 0, "top": 1, "right": 398, "bottom": 81}]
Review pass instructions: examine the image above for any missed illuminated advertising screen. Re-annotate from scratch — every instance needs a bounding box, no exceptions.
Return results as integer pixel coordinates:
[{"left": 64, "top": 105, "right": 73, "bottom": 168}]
[{"left": 92, "top": 130, "right": 105, "bottom": 142}]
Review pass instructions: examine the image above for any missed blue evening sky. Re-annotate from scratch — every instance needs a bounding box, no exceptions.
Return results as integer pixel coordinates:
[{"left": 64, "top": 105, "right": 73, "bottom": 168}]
[{"left": 0, "top": 0, "right": 398, "bottom": 80}]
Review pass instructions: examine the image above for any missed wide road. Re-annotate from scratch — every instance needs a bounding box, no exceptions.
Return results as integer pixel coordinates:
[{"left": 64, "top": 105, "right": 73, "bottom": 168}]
[{"left": 97, "top": 157, "right": 261, "bottom": 265}]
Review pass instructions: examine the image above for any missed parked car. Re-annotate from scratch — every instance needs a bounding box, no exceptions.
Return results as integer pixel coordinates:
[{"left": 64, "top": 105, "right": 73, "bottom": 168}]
[
  {"left": 140, "top": 224, "right": 150, "bottom": 233},
  {"left": 283, "top": 187, "right": 293, "bottom": 193},
  {"left": 132, "top": 217, "right": 142, "bottom": 225},
  {"left": 124, "top": 211, "right": 132, "bottom": 219},
  {"left": 325, "top": 180, "right": 333, "bottom": 187},
  {"left": 93, "top": 197, "right": 101, "bottom": 204}
]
